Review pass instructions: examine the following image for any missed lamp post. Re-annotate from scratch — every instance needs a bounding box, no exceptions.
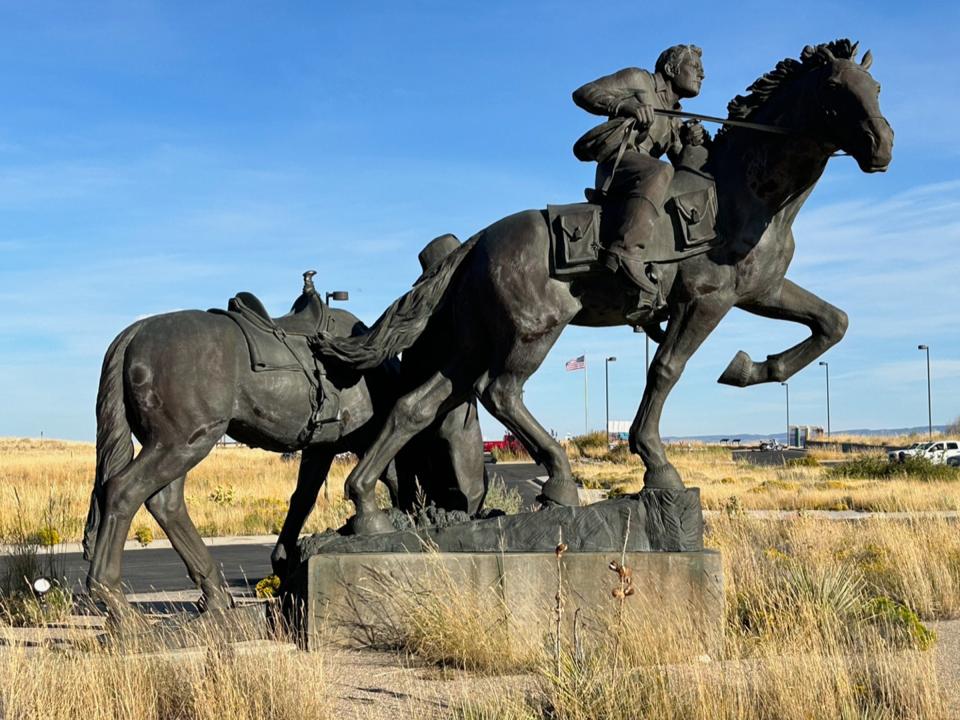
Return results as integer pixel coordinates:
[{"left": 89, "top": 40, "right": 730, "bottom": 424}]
[
  {"left": 818, "top": 361, "right": 831, "bottom": 437},
  {"left": 605, "top": 356, "right": 617, "bottom": 442},
  {"left": 321, "top": 290, "right": 349, "bottom": 501},
  {"left": 781, "top": 382, "right": 790, "bottom": 447},
  {"left": 919, "top": 344, "right": 932, "bottom": 439},
  {"left": 632, "top": 326, "right": 651, "bottom": 374}
]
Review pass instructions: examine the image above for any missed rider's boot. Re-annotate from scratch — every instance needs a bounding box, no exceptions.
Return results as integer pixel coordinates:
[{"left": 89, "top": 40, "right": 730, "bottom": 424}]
[{"left": 601, "top": 196, "right": 662, "bottom": 310}]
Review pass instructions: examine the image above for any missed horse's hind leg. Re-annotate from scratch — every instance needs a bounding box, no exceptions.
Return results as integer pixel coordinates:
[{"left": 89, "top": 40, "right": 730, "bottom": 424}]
[
  {"left": 346, "top": 365, "right": 475, "bottom": 534},
  {"left": 271, "top": 446, "right": 335, "bottom": 580},
  {"left": 481, "top": 372, "right": 579, "bottom": 507},
  {"left": 146, "top": 475, "right": 233, "bottom": 612},
  {"left": 87, "top": 434, "right": 224, "bottom": 614}
]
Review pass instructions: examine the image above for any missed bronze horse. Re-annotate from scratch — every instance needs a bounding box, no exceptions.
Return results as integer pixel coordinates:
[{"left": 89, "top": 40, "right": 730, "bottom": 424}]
[
  {"left": 313, "top": 40, "right": 893, "bottom": 534},
  {"left": 83, "top": 288, "right": 486, "bottom": 614}
]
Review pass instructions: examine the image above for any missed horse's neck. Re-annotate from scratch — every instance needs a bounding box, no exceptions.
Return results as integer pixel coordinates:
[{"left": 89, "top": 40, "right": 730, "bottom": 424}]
[{"left": 714, "top": 101, "right": 830, "bottom": 236}]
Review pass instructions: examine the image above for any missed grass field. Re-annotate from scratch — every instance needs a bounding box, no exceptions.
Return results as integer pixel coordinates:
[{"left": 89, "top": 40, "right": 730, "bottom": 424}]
[
  {"left": 2, "top": 435, "right": 960, "bottom": 717},
  {"left": 2, "top": 435, "right": 960, "bottom": 542}
]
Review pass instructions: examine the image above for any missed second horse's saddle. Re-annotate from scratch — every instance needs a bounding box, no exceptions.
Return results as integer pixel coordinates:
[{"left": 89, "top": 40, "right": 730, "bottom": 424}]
[{"left": 211, "top": 271, "right": 329, "bottom": 373}]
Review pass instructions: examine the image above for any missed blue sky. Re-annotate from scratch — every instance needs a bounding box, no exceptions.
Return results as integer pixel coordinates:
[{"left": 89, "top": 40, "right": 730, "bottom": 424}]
[{"left": 1, "top": 1, "right": 958, "bottom": 441}]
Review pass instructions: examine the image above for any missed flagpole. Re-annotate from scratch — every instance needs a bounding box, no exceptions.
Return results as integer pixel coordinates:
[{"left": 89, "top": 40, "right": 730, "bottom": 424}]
[{"left": 583, "top": 354, "right": 589, "bottom": 435}]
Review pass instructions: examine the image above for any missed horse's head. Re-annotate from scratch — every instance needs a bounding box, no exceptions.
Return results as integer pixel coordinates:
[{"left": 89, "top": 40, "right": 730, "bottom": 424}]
[{"left": 802, "top": 42, "right": 893, "bottom": 172}]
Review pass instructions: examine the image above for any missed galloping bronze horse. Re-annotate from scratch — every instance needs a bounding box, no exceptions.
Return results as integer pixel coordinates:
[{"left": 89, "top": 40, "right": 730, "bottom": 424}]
[{"left": 314, "top": 40, "right": 893, "bottom": 534}]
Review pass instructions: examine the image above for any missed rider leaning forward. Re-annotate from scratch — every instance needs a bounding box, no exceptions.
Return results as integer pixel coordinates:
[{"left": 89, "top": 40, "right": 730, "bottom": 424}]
[{"left": 573, "top": 44, "right": 708, "bottom": 298}]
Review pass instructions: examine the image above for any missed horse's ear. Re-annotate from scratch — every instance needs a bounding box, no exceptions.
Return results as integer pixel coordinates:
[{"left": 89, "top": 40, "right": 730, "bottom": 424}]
[
  {"left": 850, "top": 41, "right": 860, "bottom": 59},
  {"left": 861, "top": 49, "right": 873, "bottom": 70}
]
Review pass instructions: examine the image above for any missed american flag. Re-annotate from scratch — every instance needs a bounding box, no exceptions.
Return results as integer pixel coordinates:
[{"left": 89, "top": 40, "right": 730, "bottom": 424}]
[{"left": 565, "top": 355, "right": 586, "bottom": 371}]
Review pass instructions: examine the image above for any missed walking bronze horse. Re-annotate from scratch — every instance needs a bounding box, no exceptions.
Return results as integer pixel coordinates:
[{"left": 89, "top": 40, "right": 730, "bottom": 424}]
[
  {"left": 83, "top": 291, "right": 486, "bottom": 615},
  {"left": 313, "top": 40, "right": 893, "bottom": 534}
]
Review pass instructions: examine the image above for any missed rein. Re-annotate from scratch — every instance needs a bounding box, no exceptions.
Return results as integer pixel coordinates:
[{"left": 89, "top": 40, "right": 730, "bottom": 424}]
[{"left": 654, "top": 108, "right": 850, "bottom": 157}]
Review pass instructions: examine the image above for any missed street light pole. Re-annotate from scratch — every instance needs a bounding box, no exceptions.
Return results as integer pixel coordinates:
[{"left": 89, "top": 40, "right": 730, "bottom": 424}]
[
  {"left": 919, "top": 344, "right": 932, "bottom": 439},
  {"left": 781, "top": 382, "right": 790, "bottom": 446},
  {"left": 818, "top": 361, "right": 831, "bottom": 437},
  {"left": 322, "top": 289, "right": 349, "bottom": 500},
  {"left": 632, "top": 326, "right": 651, "bottom": 375},
  {"left": 605, "top": 356, "right": 617, "bottom": 441}
]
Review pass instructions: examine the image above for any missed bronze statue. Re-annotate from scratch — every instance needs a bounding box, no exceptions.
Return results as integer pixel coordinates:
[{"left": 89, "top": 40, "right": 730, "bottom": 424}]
[
  {"left": 312, "top": 40, "right": 893, "bottom": 535},
  {"left": 83, "top": 271, "right": 487, "bottom": 616},
  {"left": 573, "top": 44, "right": 707, "bottom": 315}
]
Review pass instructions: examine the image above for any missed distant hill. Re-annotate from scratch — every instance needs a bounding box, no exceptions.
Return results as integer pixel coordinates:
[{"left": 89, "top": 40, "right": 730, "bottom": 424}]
[{"left": 663, "top": 425, "right": 948, "bottom": 444}]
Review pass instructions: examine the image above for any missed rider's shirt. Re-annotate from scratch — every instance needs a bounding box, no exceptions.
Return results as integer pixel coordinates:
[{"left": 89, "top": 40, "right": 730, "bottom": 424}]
[{"left": 573, "top": 68, "right": 683, "bottom": 164}]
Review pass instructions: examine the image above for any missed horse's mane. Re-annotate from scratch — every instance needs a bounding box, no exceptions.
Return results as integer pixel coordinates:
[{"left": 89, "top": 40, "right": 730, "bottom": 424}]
[{"left": 715, "top": 39, "right": 859, "bottom": 141}]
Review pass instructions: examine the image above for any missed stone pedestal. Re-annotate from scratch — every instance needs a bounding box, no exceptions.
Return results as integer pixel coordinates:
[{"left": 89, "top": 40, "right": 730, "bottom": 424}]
[
  {"left": 287, "top": 489, "right": 723, "bottom": 653},
  {"left": 291, "top": 550, "right": 723, "bottom": 653}
]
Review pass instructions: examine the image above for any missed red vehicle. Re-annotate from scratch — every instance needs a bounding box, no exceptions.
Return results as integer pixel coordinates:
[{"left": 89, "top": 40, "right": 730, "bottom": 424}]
[{"left": 483, "top": 433, "right": 524, "bottom": 460}]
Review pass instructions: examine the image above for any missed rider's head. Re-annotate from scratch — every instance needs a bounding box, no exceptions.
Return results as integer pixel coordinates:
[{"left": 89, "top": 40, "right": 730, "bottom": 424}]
[{"left": 656, "top": 44, "right": 704, "bottom": 99}]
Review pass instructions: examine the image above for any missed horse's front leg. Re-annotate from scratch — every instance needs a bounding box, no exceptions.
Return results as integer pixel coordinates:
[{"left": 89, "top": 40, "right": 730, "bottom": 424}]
[
  {"left": 718, "top": 279, "right": 847, "bottom": 387},
  {"left": 271, "top": 446, "right": 334, "bottom": 580},
  {"left": 631, "top": 295, "right": 731, "bottom": 488}
]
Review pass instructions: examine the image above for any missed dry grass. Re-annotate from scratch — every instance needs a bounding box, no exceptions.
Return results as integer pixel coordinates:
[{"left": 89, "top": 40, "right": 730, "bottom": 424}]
[
  {"left": 573, "top": 443, "right": 960, "bottom": 512},
  {"left": 373, "top": 515, "right": 954, "bottom": 718},
  {"left": 0, "top": 438, "right": 355, "bottom": 543},
  {"left": 0, "top": 618, "right": 329, "bottom": 720}
]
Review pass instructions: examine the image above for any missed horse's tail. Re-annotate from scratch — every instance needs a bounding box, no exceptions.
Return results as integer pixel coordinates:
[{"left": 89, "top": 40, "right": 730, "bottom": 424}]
[
  {"left": 82, "top": 321, "right": 143, "bottom": 562},
  {"left": 312, "top": 233, "right": 480, "bottom": 369}
]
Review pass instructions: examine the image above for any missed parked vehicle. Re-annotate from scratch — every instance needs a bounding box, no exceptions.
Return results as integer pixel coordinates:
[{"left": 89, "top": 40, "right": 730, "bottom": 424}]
[
  {"left": 889, "top": 441, "right": 960, "bottom": 465},
  {"left": 888, "top": 442, "right": 931, "bottom": 463},
  {"left": 482, "top": 433, "right": 524, "bottom": 462}
]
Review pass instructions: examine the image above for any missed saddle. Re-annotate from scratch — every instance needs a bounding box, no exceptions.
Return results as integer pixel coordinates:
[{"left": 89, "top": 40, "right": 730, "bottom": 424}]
[
  {"left": 209, "top": 271, "right": 342, "bottom": 447},
  {"left": 548, "top": 145, "right": 720, "bottom": 279}
]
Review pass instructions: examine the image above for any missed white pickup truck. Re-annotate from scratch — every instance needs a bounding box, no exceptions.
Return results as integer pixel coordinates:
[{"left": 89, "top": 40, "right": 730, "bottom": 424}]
[{"left": 888, "top": 440, "right": 960, "bottom": 465}]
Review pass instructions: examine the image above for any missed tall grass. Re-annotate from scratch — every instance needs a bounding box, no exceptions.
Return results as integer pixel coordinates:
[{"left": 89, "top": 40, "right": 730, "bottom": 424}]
[
  {"left": 0, "top": 438, "right": 354, "bottom": 542},
  {"left": 359, "top": 515, "right": 954, "bottom": 719},
  {"left": 0, "top": 624, "right": 330, "bottom": 720}
]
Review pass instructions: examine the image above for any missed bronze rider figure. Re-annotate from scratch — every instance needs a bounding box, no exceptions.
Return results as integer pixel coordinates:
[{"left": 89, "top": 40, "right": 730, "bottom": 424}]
[{"left": 573, "top": 44, "right": 707, "bottom": 303}]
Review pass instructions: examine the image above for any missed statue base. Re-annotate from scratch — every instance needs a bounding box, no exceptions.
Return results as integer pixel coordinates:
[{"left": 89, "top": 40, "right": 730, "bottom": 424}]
[{"left": 287, "top": 489, "right": 722, "bottom": 652}]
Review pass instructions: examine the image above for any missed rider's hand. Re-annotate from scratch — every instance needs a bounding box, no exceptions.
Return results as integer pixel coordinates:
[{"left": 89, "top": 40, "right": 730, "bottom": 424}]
[
  {"left": 617, "top": 97, "right": 655, "bottom": 128},
  {"left": 680, "top": 120, "right": 709, "bottom": 146}
]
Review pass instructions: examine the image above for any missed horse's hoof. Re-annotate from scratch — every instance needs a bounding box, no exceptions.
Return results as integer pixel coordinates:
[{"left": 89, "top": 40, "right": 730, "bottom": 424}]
[
  {"left": 270, "top": 544, "right": 287, "bottom": 579},
  {"left": 198, "top": 582, "right": 235, "bottom": 613},
  {"left": 643, "top": 464, "right": 685, "bottom": 490},
  {"left": 718, "top": 350, "right": 753, "bottom": 387},
  {"left": 537, "top": 478, "right": 581, "bottom": 507},
  {"left": 350, "top": 510, "right": 395, "bottom": 535}
]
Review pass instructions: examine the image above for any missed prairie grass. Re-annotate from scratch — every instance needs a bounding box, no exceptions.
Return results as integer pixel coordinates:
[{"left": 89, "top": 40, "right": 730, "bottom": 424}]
[
  {"left": 373, "top": 514, "right": 954, "bottom": 718},
  {"left": 0, "top": 617, "right": 329, "bottom": 720},
  {"left": 0, "top": 438, "right": 354, "bottom": 543},
  {"left": 573, "top": 442, "right": 960, "bottom": 512}
]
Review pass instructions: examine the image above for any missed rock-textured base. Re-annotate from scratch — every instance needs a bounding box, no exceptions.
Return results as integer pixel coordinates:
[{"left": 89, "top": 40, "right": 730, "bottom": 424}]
[
  {"left": 291, "top": 550, "right": 724, "bottom": 654},
  {"left": 298, "top": 488, "right": 703, "bottom": 558}
]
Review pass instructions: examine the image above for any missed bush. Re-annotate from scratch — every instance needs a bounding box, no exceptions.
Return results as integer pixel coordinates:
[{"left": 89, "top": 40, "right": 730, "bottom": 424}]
[
  {"left": 255, "top": 574, "right": 281, "bottom": 599},
  {"left": 829, "top": 455, "right": 957, "bottom": 481},
  {"left": 866, "top": 596, "right": 936, "bottom": 650},
  {"left": 133, "top": 525, "right": 154, "bottom": 547},
  {"left": 787, "top": 455, "right": 820, "bottom": 467},
  {"left": 209, "top": 485, "right": 238, "bottom": 506},
  {"left": 32, "top": 527, "right": 61, "bottom": 547}
]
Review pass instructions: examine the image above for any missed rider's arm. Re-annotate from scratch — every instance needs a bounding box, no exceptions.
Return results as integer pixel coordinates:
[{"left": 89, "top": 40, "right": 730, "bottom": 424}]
[{"left": 572, "top": 67, "right": 649, "bottom": 118}]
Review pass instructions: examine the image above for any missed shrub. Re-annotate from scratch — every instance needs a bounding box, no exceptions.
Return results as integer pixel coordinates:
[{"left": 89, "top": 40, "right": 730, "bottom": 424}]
[
  {"left": 787, "top": 454, "right": 820, "bottom": 467},
  {"left": 255, "top": 574, "right": 281, "bottom": 599},
  {"left": 829, "top": 455, "right": 957, "bottom": 481},
  {"left": 133, "top": 525, "right": 154, "bottom": 547},
  {"left": 209, "top": 484, "right": 238, "bottom": 506},
  {"left": 866, "top": 596, "right": 936, "bottom": 650},
  {"left": 32, "top": 526, "right": 61, "bottom": 547}
]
